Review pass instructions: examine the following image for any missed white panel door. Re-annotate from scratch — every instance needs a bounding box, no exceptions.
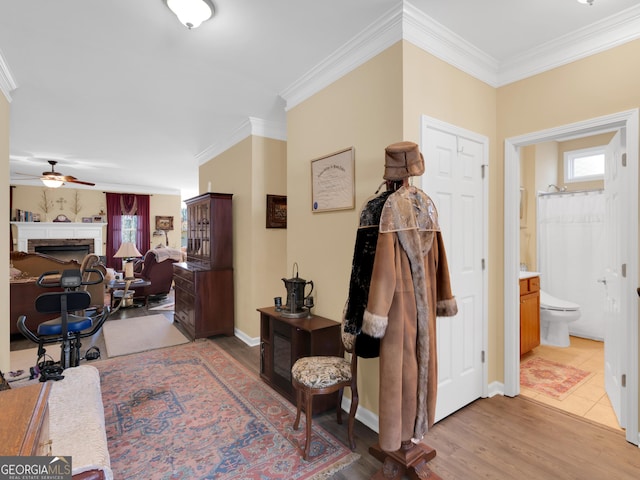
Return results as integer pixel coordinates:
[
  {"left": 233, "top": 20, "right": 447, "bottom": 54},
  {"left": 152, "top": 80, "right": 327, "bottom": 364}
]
[
  {"left": 603, "top": 130, "right": 625, "bottom": 426},
  {"left": 421, "top": 119, "right": 486, "bottom": 422}
]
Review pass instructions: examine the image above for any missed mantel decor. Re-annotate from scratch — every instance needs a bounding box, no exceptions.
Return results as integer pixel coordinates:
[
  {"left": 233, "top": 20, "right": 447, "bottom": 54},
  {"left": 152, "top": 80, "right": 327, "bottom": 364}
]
[
  {"left": 266, "top": 195, "right": 287, "bottom": 228},
  {"left": 155, "top": 215, "right": 174, "bottom": 231},
  {"left": 311, "top": 147, "right": 355, "bottom": 213}
]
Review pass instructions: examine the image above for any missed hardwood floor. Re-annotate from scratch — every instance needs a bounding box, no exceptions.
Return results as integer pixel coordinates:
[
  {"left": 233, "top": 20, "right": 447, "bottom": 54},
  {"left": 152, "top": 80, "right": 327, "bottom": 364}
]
[
  {"left": 213, "top": 335, "right": 640, "bottom": 479},
  {"left": 11, "top": 297, "right": 640, "bottom": 479}
]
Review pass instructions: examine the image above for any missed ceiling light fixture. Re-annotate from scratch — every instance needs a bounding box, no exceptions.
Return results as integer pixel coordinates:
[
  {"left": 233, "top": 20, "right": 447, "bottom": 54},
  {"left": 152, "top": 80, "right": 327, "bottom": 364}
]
[
  {"left": 165, "top": 0, "right": 214, "bottom": 29},
  {"left": 577, "top": 0, "right": 594, "bottom": 5},
  {"left": 41, "top": 178, "right": 64, "bottom": 188}
]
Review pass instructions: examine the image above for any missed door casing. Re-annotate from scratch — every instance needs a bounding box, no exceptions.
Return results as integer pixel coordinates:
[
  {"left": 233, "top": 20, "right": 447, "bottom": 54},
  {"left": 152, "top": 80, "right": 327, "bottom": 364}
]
[{"left": 503, "top": 109, "right": 639, "bottom": 446}]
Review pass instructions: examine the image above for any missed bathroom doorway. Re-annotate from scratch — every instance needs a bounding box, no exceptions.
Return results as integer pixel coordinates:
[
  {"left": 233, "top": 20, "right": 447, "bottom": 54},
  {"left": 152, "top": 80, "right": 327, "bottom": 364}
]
[
  {"left": 503, "top": 109, "right": 639, "bottom": 445},
  {"left": 518, "top": 143, "right": 615, "bottom": 428}
]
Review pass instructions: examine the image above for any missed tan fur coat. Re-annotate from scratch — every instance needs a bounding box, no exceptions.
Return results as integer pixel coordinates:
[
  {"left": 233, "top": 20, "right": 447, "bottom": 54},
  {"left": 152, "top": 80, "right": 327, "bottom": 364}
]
[{"left": 362, "top": 186, "right": 457, "bottom": 452}]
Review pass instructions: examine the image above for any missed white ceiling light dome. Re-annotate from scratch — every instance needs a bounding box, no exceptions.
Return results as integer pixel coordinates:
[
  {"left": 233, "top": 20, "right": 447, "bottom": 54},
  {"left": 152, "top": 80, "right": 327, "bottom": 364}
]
[{"left": 165, "top": 0, "right": 214, "bottom": 29}]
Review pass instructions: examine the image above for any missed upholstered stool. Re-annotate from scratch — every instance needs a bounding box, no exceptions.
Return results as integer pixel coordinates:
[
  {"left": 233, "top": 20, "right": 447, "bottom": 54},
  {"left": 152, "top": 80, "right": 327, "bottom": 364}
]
[{"left": 291, "top": 352, "right": 358, "bottom": 460}]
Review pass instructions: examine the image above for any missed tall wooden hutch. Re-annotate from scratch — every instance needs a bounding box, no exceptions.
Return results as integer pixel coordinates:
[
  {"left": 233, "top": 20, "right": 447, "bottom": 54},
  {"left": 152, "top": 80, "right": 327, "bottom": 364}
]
[{"left": 173, "top": 192, "right": 234, "bottom": 340}]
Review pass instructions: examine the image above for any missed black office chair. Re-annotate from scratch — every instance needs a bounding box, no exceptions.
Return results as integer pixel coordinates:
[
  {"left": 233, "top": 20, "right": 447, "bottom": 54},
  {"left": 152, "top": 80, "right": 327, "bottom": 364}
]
[{"left": 17, "top": 269, "right": 110, "bottom": 379}]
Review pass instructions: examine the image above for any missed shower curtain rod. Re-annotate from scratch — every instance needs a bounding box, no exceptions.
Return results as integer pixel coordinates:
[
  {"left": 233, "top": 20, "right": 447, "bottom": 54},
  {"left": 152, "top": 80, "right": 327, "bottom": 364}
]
[{"left": 537, "top": 188, "right": 604, "bottom": 197}]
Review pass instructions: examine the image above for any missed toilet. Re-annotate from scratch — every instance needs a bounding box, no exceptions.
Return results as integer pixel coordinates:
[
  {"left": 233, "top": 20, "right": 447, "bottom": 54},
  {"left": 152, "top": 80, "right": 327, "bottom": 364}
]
[{"left": 539, "top": 290, "right": 581, "bottom": 347}]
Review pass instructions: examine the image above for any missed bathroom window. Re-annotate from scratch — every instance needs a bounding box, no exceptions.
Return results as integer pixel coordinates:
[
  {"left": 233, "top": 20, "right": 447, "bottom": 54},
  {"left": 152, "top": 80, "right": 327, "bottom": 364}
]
[{"left": 564, "top": 146, "right": 605, "bottom": 183}]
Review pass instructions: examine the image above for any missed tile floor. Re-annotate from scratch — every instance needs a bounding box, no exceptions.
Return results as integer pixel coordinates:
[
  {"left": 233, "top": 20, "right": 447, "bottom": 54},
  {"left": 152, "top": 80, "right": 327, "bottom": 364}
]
[{"left": 520, "top": 336, "right": 622, "bottom": 431}]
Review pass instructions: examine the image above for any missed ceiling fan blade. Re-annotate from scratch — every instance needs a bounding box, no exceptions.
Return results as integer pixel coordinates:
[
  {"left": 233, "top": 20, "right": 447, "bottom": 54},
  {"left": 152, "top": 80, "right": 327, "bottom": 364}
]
[
  {"left": 67, "top": 179, "right": 96, "bottom": 186},
  {"left": 14, "top": 171, "right": 41, "bottom": 179}
]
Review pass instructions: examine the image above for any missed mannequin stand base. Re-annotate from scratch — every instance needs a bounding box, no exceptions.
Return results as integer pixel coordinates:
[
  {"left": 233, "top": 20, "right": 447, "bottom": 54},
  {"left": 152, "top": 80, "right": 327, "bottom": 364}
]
[{"left": 370, "top": 440, "right": 442, "bottom": 480}]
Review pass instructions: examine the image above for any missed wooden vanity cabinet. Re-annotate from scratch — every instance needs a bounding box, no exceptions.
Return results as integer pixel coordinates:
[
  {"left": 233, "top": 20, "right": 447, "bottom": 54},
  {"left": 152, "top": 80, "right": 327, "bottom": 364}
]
[
  {"left": 173, "top": 193, "right": 234, "bottom": 340},
  {"left": 520, "top": 275, "right": 540, "bottom": 355}
]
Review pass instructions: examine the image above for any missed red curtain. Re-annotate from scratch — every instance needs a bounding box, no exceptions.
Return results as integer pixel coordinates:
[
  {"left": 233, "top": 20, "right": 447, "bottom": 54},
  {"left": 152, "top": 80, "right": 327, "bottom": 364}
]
[{"left": 105, "top": 193, "right": 150, "bottom": 269}]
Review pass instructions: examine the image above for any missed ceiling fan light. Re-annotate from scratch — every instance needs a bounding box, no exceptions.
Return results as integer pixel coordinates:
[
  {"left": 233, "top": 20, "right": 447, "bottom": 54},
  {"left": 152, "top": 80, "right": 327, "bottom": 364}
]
[
  {"left": 42, "top": 178, "right": 64, "bottom": 188},
  {"left": 166, "top": 0, "right": 213, "bottom": 29}
]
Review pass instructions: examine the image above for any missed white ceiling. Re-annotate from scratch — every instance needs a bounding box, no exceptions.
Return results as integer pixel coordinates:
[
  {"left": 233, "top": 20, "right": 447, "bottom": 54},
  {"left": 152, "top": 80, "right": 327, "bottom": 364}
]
[{"left": 1, "top": 0, "right": 639, "bottom": 199}]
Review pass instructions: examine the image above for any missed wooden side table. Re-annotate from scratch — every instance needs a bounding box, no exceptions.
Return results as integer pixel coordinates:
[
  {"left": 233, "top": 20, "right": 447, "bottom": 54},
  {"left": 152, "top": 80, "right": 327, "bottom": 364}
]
[
  {"left": 108, "top": 278, "right": 151, "bottom": 310},
  {"left": 258, "top": 306, "right": 341, "bottom": 413}
]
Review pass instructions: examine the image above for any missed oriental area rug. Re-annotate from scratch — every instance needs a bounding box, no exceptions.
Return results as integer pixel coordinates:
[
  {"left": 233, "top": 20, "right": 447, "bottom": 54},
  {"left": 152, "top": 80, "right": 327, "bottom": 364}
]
[
  {"left": 95, "top": 340, "right": 359, "bottom": 479},
  {"left": 520, "top": 357, "right": 594, "bottom": 400}
]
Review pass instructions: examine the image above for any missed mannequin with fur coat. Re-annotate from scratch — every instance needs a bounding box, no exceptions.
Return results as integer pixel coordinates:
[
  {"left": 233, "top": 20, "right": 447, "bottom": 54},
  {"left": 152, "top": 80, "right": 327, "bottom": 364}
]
[{"left": 362, "top": 141, "right": 458, "bottom": 453}]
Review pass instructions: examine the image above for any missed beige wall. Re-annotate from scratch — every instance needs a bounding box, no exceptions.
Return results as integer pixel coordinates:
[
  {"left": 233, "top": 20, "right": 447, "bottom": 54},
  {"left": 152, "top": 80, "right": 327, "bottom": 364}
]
[
  {"left": 1, "top": 92, "right": 9, "bottom": 372},
  {"left": 286, "top": 41, "right": 498, "bottom": 418},
  {"left": 199, "top": 135, "right": 286, "bottom": 339},
  {"left": 287, "top": 43, "right": 404, "bottom": 415},
  {"left": 11, "top": 186, "right": 182, "bottom": 252},
  {"left": 497, "top": 38, "right": 640, "bottom": 433}
]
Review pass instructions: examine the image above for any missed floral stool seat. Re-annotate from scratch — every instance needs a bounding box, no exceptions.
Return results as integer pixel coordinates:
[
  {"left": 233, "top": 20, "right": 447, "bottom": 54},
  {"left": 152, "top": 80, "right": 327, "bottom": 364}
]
[{"left": 291, "top": 353, "right": 358, "bottom": 460}]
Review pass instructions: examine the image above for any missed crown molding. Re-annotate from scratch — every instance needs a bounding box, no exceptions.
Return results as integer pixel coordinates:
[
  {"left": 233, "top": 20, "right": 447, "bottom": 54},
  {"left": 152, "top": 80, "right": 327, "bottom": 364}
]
[
  {"left": 0, "top": 47, "right": 17, "bottom": 102},
  {"left": 247, "top": 116, "right": 287, "bottom": 141},
  {"left": 196, "top": 117, "right": 287, "bottom": 165},
  {"left": 279, "top": 4, "right": 403, "bottom": 111},
  {"left": 498, "top": 5, "right": 640, "bottom": 86},
  {"left": 403, "top": 2, "right": 499, "bottom": 87},
  {"left": 281, "top": 1, "right": 640, "bottom": 102}
]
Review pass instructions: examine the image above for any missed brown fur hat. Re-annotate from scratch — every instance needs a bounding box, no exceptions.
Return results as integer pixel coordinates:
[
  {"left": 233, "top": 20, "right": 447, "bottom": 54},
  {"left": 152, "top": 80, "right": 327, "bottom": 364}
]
[{"left": 383, "top": 141, "right": 425, "bottom": 180}]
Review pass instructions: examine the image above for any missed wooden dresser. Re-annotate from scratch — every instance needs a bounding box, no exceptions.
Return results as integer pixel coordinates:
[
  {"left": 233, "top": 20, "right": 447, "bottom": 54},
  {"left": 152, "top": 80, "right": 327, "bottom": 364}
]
[
  {"left": 520, "top": 274, "right": 541, "bottom": 355},
  {"left": 173, "top": 193, "right": 234, "bottom": 340},
  {"left": 0, "top": 382, "right": 52, "bottom": 456},
  {"left": 258, "top": 306, "right": 341, "bottom": 413}
]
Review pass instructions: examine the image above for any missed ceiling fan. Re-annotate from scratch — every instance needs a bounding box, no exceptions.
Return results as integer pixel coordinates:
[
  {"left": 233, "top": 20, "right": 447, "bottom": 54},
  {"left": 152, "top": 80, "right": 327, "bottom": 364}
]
[{"left": 18, "top": 160, "right": 96, "bottom": 188}]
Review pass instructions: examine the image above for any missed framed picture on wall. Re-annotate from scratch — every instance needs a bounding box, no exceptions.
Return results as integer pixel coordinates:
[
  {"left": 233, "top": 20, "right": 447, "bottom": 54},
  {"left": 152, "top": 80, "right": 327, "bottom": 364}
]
[
  {"left": 311, "top": 147, "right": 355, "bottom": 213},
  {"left": 266, "top": 195, "right": 287, "bottom": 228},
  {"left": 155, "top": 215, "right": 174, "bottom": 231}
]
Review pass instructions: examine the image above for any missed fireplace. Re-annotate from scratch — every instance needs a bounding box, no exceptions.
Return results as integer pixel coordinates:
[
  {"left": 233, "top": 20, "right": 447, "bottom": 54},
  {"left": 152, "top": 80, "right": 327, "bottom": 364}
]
[
  {"left": 34, "top": 242, "right": 92, "bottom": 263},
  {"left": 11, "top": 221, "right": 106, "bottom": 258}
]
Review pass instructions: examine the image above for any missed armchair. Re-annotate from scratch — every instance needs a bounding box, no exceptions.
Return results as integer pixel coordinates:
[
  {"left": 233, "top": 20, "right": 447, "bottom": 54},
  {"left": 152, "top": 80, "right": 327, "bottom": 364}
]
[{"left": 129, "top": 247, "right": 181, "bottom": 305}]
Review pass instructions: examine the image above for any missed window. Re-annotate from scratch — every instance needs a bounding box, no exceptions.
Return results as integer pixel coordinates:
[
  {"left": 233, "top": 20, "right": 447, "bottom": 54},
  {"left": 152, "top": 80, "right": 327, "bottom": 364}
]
[
  {"left": 564, "top": 147, "right": 605, "bottom": 183},
  {"left": 121, "top": 215, "right": 138, "bottom": 244}
]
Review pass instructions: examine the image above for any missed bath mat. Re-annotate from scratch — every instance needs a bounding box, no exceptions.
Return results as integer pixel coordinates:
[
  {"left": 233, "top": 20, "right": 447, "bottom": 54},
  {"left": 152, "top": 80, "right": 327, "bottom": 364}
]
[
  {"left": 520, "top": 357, "right": 594, "bottom": 400},
  {"left": 103, "top": 314, "right": 189, "bottom": 357}
]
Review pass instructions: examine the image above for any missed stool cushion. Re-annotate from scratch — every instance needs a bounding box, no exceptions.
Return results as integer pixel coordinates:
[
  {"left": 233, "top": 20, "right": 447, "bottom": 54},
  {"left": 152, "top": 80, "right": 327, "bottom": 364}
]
[
  {"left": 291, "top": 356, "right": 352, "bottom": 388},
  {"left": 38, "top": 317, "right": 93, "bottom": 336}
]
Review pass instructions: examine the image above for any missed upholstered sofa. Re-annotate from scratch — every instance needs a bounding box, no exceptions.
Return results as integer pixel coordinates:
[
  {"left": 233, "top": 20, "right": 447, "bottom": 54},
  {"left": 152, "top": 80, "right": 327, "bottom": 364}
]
[{"left": 130, "top": 247, "right": 182, "bottom": 305}]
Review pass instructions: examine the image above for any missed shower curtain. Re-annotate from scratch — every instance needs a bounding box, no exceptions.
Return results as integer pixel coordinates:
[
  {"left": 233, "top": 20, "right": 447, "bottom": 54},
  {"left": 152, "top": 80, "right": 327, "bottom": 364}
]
[{"left": 537, "top": 190, "right": 606, "bottom": 340}]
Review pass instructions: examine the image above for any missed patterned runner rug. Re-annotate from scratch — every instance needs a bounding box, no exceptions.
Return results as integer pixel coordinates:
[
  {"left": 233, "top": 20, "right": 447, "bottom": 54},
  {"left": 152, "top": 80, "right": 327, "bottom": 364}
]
[
  {"left": 95, "top": 340, "right": 359, "bottom": 479},
  {"left": 520, "top": 357, "right": 594, "bottom": 400}
]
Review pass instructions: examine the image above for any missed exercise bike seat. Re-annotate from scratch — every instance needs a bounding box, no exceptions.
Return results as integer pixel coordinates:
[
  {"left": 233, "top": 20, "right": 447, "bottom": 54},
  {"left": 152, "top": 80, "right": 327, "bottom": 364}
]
[{"left": 34, "top": 290, "right": 93, "bottom": 335}]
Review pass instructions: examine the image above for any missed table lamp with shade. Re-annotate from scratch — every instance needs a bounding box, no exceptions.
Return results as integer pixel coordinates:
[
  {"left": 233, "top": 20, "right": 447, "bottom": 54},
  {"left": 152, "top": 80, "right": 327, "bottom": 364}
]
[{"left": 114, "top": 242, "right": 142, "bottom": 279}]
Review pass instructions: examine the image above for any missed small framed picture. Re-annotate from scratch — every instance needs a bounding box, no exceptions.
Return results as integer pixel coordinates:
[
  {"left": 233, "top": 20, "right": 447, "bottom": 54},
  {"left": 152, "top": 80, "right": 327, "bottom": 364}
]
[
  {"left": 155, "top": 215, "right": 174, "bottom": 231},
  {"left": 266, "top": 195, "right": 287, "bottom": 228},
  {"left": 82, "top": 217, "right": 93, "bottom": 223},
  {"left": 93, "top": 215, "right": 105, "bottom": 223}
]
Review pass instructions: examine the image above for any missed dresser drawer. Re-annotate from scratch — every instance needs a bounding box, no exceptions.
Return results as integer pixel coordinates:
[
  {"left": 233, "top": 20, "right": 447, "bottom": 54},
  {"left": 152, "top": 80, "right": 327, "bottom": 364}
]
[{"left": 173, "top": 265, "right": 194, "bottom": 284}]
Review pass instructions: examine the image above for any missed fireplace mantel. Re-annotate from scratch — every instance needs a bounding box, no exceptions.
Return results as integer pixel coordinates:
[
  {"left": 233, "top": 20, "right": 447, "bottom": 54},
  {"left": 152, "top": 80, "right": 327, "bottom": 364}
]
[{"left": 11, "top": 222, "right": 107, "bottom": 256}]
